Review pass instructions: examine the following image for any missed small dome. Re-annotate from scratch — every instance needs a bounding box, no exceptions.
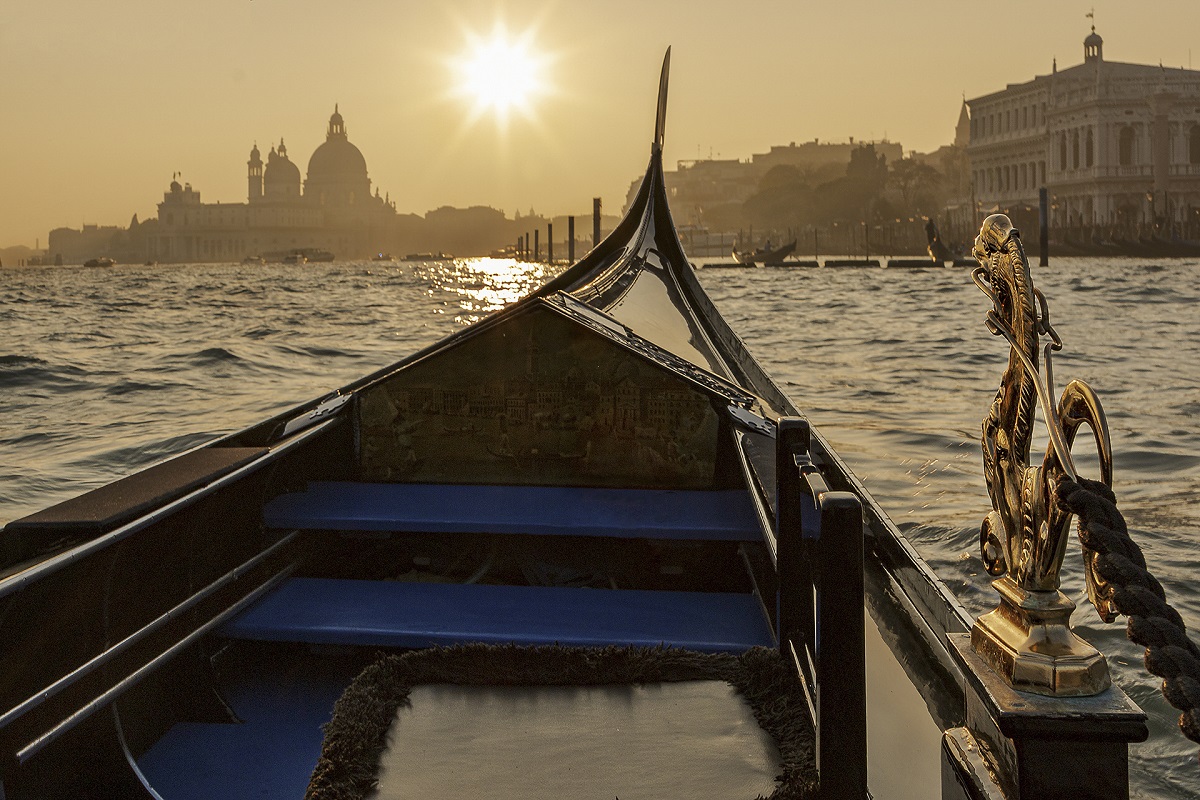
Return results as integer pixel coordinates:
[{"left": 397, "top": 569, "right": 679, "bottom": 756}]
[
  {"left": 1084, "top": 27, "right": 1104, "bottom": 61},
  {"left": 264, "top": 144, "right": 301, "bottom": 185}
]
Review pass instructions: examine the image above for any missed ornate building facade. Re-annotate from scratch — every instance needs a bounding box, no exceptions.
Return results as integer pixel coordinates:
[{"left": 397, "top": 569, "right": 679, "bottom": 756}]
[
  {"left": 967, "top": 29, "right": 1200, "bottom": 236},
  {"left": 148, "top": 108, "right": 401, "bottom": 262}
]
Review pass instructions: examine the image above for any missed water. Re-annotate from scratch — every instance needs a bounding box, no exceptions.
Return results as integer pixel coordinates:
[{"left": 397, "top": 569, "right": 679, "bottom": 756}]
[{"left": 2, "top": 256, "right": 1198, "bottom": 797}]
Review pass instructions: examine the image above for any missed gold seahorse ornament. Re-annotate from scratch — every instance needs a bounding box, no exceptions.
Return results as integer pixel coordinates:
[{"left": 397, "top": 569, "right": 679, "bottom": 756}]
[{"left": 970, "top": 214, "right": 1115, "bottom": 697}]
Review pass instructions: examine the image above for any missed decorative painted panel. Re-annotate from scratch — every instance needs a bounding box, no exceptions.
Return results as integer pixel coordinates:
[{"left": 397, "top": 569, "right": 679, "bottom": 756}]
[{"left": 358, "top": 306, "right": 720, "bottom": 489}]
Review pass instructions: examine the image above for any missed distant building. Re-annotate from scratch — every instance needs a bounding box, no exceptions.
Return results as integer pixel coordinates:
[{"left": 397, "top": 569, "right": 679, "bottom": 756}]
[
  {"left": 967, "top": 28, "right": 1200, "bottom": 234},
  {"left": 148, "top": 107, "right": 402, "bottom": 263},
  {"left": 625, "top": 138, "right": 904, "bottom": 227}
]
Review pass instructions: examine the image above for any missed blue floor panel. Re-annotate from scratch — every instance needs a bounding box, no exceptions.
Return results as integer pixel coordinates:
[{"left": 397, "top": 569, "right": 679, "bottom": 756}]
[
  {"left": 221, "top": 578, "right": 776, "bottom": 654},
  {"left": 136, "top": 658, "right": 358, "bottom": 799}
]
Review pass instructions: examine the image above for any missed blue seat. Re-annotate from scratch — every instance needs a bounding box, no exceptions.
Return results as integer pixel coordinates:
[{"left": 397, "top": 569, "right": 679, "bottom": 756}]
[
  {"left": 221, "top": 577, "right": 775, "bottom": 654},
  {"left": 263, "top": 482, "right": 761, "bottom": 541}
]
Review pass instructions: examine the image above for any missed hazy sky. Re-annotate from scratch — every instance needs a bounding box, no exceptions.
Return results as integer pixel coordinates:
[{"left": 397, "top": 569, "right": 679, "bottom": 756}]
[{"left": 3, "top": 0, "right": 1199, "bottom": 246}]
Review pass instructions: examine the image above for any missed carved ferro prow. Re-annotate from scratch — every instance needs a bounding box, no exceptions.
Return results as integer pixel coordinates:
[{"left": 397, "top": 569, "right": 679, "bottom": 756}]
[{"left": 971, "top": 214, "right": 1115, "bottom": 697}]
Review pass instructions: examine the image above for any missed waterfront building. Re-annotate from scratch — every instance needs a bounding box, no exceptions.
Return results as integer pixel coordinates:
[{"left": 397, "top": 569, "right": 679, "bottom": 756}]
[
  {"left": 967, "top": 28, "right": 1200, "bottom": 237},
  {"left": 147, "top": 107, "right": 402, "bottom": 263},
  {"left": 625, "top": 138, "right": 904, "bottom": 225}
]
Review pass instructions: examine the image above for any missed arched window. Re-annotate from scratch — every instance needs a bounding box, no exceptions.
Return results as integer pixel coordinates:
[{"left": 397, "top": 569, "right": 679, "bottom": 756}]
[
  {"left": 1191, "top": 125, "right": 1200, "bottom": 164},
  {"left": 1086, "top": 129, "right": 1094, "bottom": 168},
  {"left": 1119, "top": 127, "right": 1135, "bottom": 166},
  {"left": 1059, "top": 133, "right": 1068, "bottom": 169}
]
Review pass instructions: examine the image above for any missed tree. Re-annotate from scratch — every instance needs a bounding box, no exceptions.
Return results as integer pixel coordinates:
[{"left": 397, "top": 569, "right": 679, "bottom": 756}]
[{"left": 889, "top": 158, "right": 942, "bottom": 211}]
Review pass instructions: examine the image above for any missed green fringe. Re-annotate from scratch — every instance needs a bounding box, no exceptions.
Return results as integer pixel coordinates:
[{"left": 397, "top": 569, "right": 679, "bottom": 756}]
[{"left": 305, "top": 644, "right": 815, "bottom": 800}]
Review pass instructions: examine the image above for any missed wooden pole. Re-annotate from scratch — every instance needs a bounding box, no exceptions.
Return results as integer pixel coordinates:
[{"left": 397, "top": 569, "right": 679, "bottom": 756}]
[
  {"left": 1039, "top": 187, "right": 1049, "bottom": 267},
  {"left": 534, "top": 229, "right": 539, "bottom": 262},
  {"left": 568, "top": 216, "right": 575, "bottom": 263},
  {"left": 547, "top": 223, "right": 553, "bottom": 264},
  {"left": 593, "top": 198, "right": 602, "bottom": 247}
]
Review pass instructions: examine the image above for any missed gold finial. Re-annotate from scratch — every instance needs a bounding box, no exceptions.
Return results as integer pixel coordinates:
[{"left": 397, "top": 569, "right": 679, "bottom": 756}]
[{"left": 970, "top": 214, "right": 1114, "bottom": 697}]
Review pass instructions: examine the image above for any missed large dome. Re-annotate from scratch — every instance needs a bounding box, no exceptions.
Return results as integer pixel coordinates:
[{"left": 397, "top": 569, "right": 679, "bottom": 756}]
[
  {"left": 305, "top": 106, "right": 371, "bottom": 206},
  {"left": 307, "top": 136, "right": 368, "bottom": 182}
]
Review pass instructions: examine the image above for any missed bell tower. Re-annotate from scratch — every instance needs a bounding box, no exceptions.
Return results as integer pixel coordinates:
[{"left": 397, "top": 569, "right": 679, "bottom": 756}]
[
  {"left": 1084, "top": 25, "right": 1103, "bottom": 63},
  {"left": 247, "top": 143, "right": 263, "bottom": 202}
]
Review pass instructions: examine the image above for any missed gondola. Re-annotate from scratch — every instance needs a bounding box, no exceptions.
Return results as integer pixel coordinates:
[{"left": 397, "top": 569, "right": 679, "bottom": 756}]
[
  {"left": 0, "top": 51, "right": 1152, "bottom": 800},
  {"left": 731, "top": 239, "right": 797, "bottom": 265}
]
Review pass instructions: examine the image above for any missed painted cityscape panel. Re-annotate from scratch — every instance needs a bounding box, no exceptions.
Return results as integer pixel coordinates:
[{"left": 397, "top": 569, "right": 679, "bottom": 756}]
[{"left": 358, "top": 306, "right": 720, "bottom": 488}]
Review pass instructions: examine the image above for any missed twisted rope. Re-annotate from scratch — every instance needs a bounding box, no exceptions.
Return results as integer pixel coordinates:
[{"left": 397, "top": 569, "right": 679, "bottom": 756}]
[{"left": 1057, "top": 475, "right": 1200, "bottom": 759}]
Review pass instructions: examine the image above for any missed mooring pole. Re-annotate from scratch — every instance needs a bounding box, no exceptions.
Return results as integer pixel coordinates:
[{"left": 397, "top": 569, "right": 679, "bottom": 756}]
[
  {"left": 593, "top": 198, "right": 602, "bottom": 248},
  {"left": 1039, "top": 187, "right": 1049, "bottom": 267},
  {"left": 517, "top": 235, "right": 524, "bottom": 260},
  {"left": 547, "top": 223, "right": 553, "bottom": 265},
  {"left": 568, "top": 216, "right": 575, "bottom": 263},
  {"left": 534, "top": 229, "right": 540, "bottom": 262}
]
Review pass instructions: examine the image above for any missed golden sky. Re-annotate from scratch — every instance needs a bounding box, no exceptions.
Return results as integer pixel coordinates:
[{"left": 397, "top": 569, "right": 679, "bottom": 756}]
[{"left": 2, "top": 0, "right": 1198, "bottom": 246}]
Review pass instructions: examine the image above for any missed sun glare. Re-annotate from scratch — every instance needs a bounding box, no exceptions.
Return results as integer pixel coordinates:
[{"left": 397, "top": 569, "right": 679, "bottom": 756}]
[{"left": 454, "top": 26, "right": 549, "bottom": 122}]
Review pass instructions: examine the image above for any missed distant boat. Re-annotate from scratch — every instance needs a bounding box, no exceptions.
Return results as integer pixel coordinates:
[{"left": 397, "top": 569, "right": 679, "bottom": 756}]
[
  {"left": 403, "top": 252, "right": 452, "bottom": 261},
  {"left": 83, "top": 257, "right": 115, "bottom": 268},
  {"left": 282, "top": 253, "right": 307, "bottom": 265},
  {"left": 371, "top": 253, "right": 395, "bottom": 262},
  {"left": 242, "top": 255, "right": 266, "bottom": 265},
  {"left": 297, "top": 248, "right": 335, "bottom": 262},
  {"left": 731, "top": 240, "right": 796, "bottom": 266}
]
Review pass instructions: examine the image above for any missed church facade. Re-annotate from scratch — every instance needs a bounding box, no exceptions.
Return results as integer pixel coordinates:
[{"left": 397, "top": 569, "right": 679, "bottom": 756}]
[
  {"left": 148, "top": 108, "right": 401, "bottom": 262},
  {"left": 967, "top": 29, "right": 1200, "bottom": 237}
]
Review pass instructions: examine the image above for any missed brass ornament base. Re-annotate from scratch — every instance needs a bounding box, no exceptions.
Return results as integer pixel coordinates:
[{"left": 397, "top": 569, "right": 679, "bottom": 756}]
[{"left": 971, "top": 577, "right": 1111, "bottom": 697}]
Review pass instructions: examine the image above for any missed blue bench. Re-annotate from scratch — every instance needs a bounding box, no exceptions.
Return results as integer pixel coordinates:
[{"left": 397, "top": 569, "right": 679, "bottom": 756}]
[
  {"left": 220, "top": 577, "right": 774, "bottom": 654},
  {"left": 263, "top": 482, "right": 762, "bottom": 541}
]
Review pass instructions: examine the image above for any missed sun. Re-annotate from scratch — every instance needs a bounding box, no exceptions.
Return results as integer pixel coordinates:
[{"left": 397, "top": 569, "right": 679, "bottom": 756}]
[{"left": 453, "top": 26, "right": 549, "bottom": 122}]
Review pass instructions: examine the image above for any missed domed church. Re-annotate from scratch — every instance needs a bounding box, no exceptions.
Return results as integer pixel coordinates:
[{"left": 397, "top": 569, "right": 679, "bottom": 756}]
[
  {"left": 151, "top": 107, "right": 401, "bottom": 263},
  {"left": 305, "top": 106, "right": 371, "bottom": 208}
]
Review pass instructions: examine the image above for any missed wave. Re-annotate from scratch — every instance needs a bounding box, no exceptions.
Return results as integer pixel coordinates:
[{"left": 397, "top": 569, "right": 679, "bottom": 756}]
[{"left": 0, "top": 356, "right": 92, "bottom": 391}]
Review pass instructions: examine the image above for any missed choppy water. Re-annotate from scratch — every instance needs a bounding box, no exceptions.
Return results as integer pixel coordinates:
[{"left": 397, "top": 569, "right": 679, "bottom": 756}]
[{"left": 2, "top": 256, "right": 1198, "bottom": 798}]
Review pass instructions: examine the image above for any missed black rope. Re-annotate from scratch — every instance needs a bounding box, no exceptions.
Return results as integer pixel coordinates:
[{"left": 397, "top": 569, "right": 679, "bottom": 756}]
[{"left": 1057, "top": 475, "right": 1200, "bottom": 759}]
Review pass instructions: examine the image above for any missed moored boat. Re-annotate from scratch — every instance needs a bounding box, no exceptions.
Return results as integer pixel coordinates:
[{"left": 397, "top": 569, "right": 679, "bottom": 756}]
[
  {"left": 83, "top": 257, "right": 116, "bottom": 268},
  {"left": 0, "top": 50, "right": 1173, "bottom": 800},
  {"left": 402, "top": 252, "right": 453, "bottom": 261},
  {"left": 731, "top": 239, "right": 797, "bottom": 265}
]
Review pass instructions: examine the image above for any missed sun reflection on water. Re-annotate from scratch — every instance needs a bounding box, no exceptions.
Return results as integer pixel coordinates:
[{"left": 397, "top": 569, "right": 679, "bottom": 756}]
[{"left": 415, "top": 257, "right": 563, "bottom": 325}]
